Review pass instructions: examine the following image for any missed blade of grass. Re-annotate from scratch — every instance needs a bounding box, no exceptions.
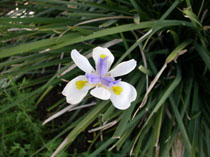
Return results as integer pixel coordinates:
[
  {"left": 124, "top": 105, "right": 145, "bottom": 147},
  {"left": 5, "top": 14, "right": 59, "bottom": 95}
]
[
  {"left": 51, "top": 101, "right": 108, "bottom": 157},
  {"left": 194, "top": 42, "right": 210, "bottom": 70},
  {"left": 169, "top": 96, "right": 192, "bottom": 153}
]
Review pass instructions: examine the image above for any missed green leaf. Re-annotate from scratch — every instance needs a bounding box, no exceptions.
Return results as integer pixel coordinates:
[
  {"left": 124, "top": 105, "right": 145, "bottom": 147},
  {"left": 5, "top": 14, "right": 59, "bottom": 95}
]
[
  {"left": 194, "top": 42, "right": 210, "bottom": 70},
  {"left": 51, "top": 101, "right": 108, "bottom": 157}
]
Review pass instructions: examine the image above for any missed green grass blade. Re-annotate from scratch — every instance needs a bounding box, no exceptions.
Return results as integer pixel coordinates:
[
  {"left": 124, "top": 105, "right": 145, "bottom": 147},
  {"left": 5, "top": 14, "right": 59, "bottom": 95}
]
[
  {"left": 194, "top": 42, "right": 210, "bottom": 70},
  {"left": 169, "top": 96, "right": 192, "bottom": 153}
]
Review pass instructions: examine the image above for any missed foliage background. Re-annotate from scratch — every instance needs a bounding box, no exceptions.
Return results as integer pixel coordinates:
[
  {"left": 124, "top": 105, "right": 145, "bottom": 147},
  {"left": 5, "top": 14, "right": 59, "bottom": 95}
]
[{"left": 0, "top": 0, "right": 210, "bottom": 156}]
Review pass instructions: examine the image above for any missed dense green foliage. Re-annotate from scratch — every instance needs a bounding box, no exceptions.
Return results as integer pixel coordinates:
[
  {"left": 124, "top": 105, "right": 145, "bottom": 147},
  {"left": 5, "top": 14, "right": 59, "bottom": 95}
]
[{"left": 0, "top": 0, "right": 210, "bottom": 156}]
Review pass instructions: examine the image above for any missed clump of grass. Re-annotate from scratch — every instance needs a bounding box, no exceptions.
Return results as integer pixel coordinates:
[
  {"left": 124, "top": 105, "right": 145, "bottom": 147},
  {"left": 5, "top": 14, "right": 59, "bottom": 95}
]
[
  {"left": 0, "top": 79, "right": 43, "bottom": 156},
  {"left": 0, "top": 0, "right": 210, "bottom": 156}
]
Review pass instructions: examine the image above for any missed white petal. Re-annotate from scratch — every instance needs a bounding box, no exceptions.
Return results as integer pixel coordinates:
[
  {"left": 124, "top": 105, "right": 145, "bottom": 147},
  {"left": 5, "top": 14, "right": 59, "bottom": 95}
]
[
  {"left": 109, "top": 59, "right": 137, "bottom": 77},
  {"left": 110, "top": 81, "right": 137, "bottom": 110},
  {"left": 62, "top": 75, "right": 93, "bottom": 104},
  {"left": 92, "top": 47, "right": 114, "bottom": 70},
  {"left": 71, "top": 49, "right": 94, "bottom": 73},
  {"left": 90, "top": 87, "right": 111, "bottom": 100}
]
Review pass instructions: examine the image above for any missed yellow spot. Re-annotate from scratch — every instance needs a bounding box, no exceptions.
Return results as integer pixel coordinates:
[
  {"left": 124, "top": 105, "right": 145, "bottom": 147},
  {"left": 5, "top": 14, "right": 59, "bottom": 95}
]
[
  {"left": 112, "top": 86, "right": 123, "bottom": 95},
  {"left": 100, "top": 54, "right": 107, "bottom": 59},
  {"left": 75, "top": 80, "right": 88, "bottom": 90}
]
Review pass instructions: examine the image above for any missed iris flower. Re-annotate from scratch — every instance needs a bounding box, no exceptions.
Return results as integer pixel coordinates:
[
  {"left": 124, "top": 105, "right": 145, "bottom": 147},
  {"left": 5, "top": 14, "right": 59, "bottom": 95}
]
[{"left": 62, "top": 47, "right": 137, "bottom": 110}]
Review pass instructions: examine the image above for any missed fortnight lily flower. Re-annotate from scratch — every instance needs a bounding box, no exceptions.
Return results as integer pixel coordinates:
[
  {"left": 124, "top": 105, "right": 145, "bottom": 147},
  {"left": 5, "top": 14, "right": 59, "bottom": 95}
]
[{"left": 62, "top": 47, "right": 137, "bottom": 110}]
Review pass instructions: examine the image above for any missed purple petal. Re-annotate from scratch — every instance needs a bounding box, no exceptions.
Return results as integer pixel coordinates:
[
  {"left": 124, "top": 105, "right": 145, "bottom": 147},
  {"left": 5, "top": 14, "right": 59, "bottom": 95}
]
[
  {"left": 113, "top": 78, "right": 121, "bottom": 85},
  {"left": 101, "top": 77, "right": 121, "bottom": 87},
  {"left": 85, "top": 73, "right": 100, "bottom": 84},
  {"left": 96, "top": 57, "right": 108, "bottom": 77}
]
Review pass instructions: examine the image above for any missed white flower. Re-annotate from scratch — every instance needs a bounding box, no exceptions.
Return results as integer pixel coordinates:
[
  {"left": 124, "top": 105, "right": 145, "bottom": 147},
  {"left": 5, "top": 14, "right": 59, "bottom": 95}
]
[{"left": 62, "top": 47, "right": 137, "bottom": 110}]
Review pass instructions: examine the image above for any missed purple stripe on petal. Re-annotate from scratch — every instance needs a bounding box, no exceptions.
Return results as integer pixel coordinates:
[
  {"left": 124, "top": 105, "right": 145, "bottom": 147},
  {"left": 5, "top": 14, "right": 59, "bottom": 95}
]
[
  {"left": 101, "top": 77, "right": 114, "bottom": 87},
  {"left": 113, "top": 78, "right": 121, "bottom": 85},
  {"left": 85, "top": 73, "right": 100, "bottom": 84},
  {"left": 101, "top": 77, "right": 121, "bottom": 87},
  {"left": 96, "top": 57, "right": 108, "bottom": 77}
]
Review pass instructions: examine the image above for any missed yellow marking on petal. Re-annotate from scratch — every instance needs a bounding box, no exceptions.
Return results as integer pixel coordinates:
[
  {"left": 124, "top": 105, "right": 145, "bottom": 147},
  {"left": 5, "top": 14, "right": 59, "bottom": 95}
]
[
  {"left": 112, "top": 86, "right": 123, "bottom": 95},
  {"left": 75, "top": 80, "right": 88, "bottom": 90},
  {"left": 100, "top": 54, "right": 107, "bottom": 59}
]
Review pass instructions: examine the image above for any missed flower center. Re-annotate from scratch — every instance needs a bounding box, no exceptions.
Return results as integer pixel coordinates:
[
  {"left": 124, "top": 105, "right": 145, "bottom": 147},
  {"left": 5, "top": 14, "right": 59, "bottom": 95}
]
[
  {"left": 75, "top": 80, "right": 88, "bottom": 90},
  {"left": 112, "top": 86, "right": 123, "bottom": 95},
  {"left": 85, "top": 54, "right": 121, "bottom": 88}
]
